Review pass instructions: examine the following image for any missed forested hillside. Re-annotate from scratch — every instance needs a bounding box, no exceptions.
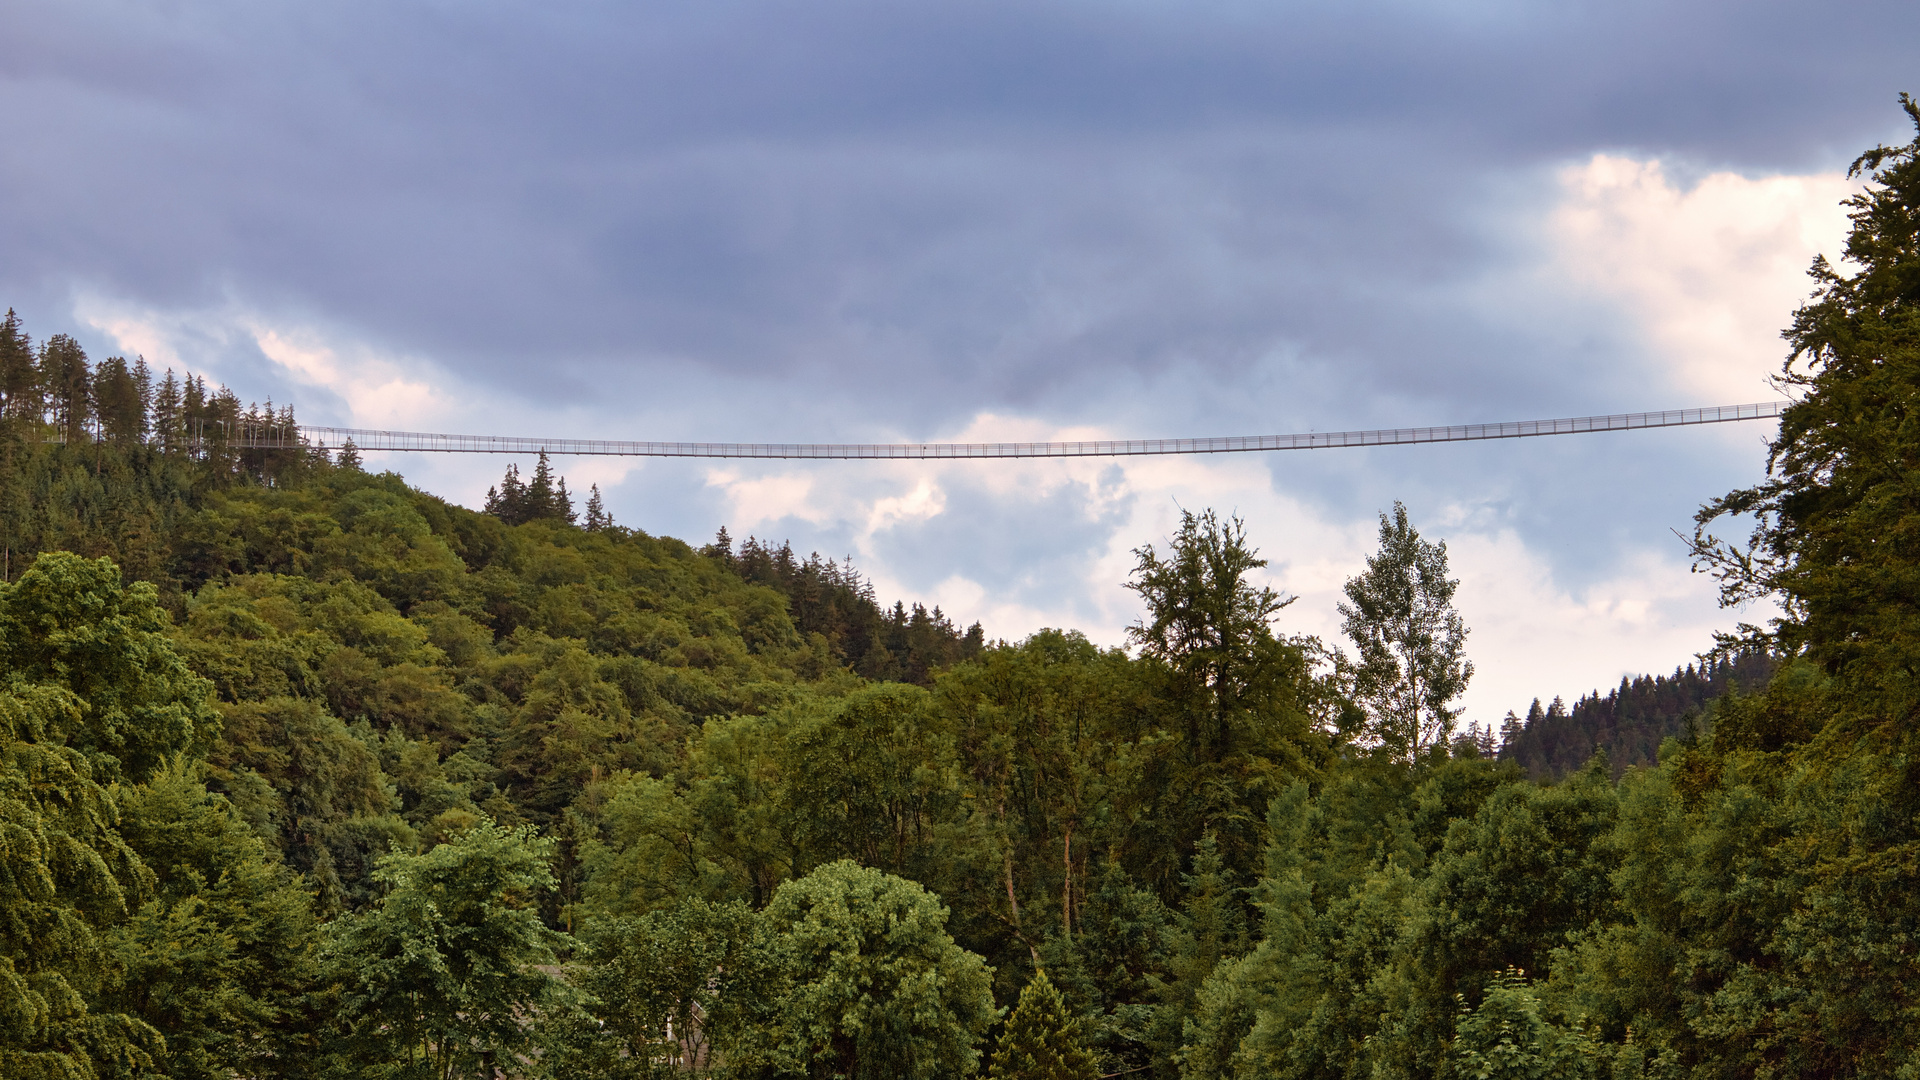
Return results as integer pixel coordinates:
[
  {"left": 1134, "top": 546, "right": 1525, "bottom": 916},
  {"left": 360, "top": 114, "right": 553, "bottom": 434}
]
[
  {"left": 1499, "top": 651, "right": 1777, "bottom": 779},
  {"left": 5, "top": 98, "right": 1920, "bottom": 1080}
]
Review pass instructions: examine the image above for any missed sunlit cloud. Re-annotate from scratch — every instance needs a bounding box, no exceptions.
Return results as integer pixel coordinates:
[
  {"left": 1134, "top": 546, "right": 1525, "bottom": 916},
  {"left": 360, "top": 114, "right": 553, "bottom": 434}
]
[{"left": 1548, "top": 154, "right": 1857, "bottom": 401}]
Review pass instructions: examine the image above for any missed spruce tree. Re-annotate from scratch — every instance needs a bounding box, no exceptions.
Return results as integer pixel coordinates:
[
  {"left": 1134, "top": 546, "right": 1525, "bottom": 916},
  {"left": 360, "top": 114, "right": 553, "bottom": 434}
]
[
  {"left": 151, "top": 369, "right": 182, "bottom": 450},
  {"left": 486, "top": 462, "right": 527, "bottom": 523},
  {"left": 0, "top": 308, "right": 37, "bottom": 423},
  {"left": 583, "top": 483, "right": 611, "bottom": 530},
  {"left": 39, "top": 334, "right": 92, "bottom": 444},
  {"left": 989, "top": 969, "right": 1099, "bottom": 1080},
  {"left": 1693, "top": 93, "right": 1920, "bottom": 702},
  {"left": 528, "top": 452, "right": 556, "bottom": 517}
]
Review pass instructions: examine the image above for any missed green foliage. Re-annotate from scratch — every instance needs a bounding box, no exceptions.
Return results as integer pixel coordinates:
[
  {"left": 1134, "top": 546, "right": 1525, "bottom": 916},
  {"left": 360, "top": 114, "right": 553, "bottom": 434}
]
[
  {"left": 325, "top": 820, "right": 578, "bottom": 1079},
  {"left": 1448, "top": 969, "right": 1595, "bottom": 1080},
  {"left": 0, "top": 551, "right": 216, "bottom": 782},
  {"left": 1693, "top": 95, "right": 1920, "bottom": 714},
  {"left": 551, "top": 898, "right": 784, "bottom": 1079},
  {"left": 1124, "top": 508, "right": 1328, "bottom": 890},
  {"left": 742, "top": 860, "right": 997, "bottom": 1080},
  {"left": 989, "top": 970, "right": 1098, "bottom": 1080},
  {"left": 100, "top": 766, "right": 322, "bottom": 1080},
  {"left": 21, "top": 108, "right": 1920, "bottom": 1080},
  {"left": 1339, "top": 502, "right": 1473, "bottom": 762},
  {"left": 0, "top": 682, "right": 162, "bottom": 1080}
]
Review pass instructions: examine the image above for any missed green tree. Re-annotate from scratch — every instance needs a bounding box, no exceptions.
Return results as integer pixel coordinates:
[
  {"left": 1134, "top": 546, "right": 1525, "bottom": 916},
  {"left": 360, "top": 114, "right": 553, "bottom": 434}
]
[
  {"left": 989, "top": 970, "right": 1097, "bottom": 1080},
  {"left": 90, "top": 357, "right": 144, "bottom": 445},
  {"left": 1126, "top": 508, "right": 1295, "bottom": 759},
  {"left": 552, "top": 898, "right": 784, "bottom": 1078},
  {"left": 584, "top": 484, "right": 612, "bottom": 531},
  {"left": 101, "top": 767, "right": 322, "bottom": 1080},
  {"left": 1448, "top": 970, "right": 1592, "bottom": 1080},
  {"left": 1124, "top": 509, "right": 1325, "bottom": 889},
  {"left": 1691, "top": 94, "right": 1920, "bottom": 711},
  {"left": 0, "top": 552, "right": 218, "bottom": 782},
  {"left": 0, "top": 682, "right": 164, "bottom": 1080},
  {"left": 38, "top": 335, "right": 92, "bottom": 446},
  {"left": 744, "top": 860, "right": 997, "bottom": 1080},
  {"left": 0, "top": 308, "right": 38, "bottom": 423},
  {"left": 1339, "top": 502, "right": 1473, "bottom": 762},
  {"left": 325, "top": 820, "right": 578, "bottom": 1080}
]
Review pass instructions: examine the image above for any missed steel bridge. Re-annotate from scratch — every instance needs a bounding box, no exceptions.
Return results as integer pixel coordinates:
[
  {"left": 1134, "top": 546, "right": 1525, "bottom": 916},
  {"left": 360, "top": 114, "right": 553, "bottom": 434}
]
[{"left": 218, "top": 400, "right": 1784, "bottom": 460}]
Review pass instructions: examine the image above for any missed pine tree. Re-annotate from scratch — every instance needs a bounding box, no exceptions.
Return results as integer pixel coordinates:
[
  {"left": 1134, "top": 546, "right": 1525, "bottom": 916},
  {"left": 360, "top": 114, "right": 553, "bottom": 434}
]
[
  {"left": 183, "top": 374, "right": 207, "bottom": 451},
  {"left": 989, "top": 969, "right": 1099, "bottom": 1080},
  {"left": 92, "top": 356, "right": 143, "bottom": 444},
  {"left": 553, "top": 475, "right": 576, "bottom": 524},
  {"left": 152, "top": 369, "right": 182, "bottom": 450},
  {"left": 0, "top": 308, "right": 37, "bottom": 423},
  {"left": 39, "top": 334, "right": 93, "bottom": 444},
  {"left": 528, "top": 452, "right": 556, "bottom": 517},
  {"left": 583, "top": 484, "right": 611, "bottom": 531},
  {"left": 337, "top": 438, "right": 363, "bottom": 471},
  {"left": 131, "top": 356, "right": 153, "bottom": 437},
  {"left": 486, "top": 463, "right": 527, "bottom": 523},
  {"left": 1692, "top": 93, "right": 1920, "bottom": 702}
]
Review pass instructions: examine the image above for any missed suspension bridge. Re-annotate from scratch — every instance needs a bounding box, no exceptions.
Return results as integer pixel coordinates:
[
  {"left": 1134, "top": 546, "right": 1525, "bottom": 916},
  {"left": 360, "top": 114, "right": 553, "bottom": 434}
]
[{"left": 217, "top": 400, "right": 1785, "bottom": 460}]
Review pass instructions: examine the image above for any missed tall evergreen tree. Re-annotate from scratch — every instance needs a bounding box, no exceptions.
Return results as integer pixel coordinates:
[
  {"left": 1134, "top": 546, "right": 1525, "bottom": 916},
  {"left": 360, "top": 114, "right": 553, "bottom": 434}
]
[
  {"left": 1693, "top": 93, "right": 1920, "bottom": 717},
  {"left": 151, "top": 369, "right": 183, "bottom": 450},
  {"left": 989, "top": 970, "right": 1099, "bottom": 1080},
  {"left": 583, "top": 483, "right": 611, "bottom": 531},
  {"left": 131, "top": 357, "right": 153, "bottom": 430},
  {"left": 0, "top": 308, "right": 37, "bottom": 423},
  {"left": 39, "top": 334, "right": 92, "bottom": 444},
  {"left": 92, "top": 356, "right": 144, "bottom": 444},
  {"left": 485, "top": 463, "right": 527, "bottom": 523},
  {"left": 182, "top": 374, "right": 208, "bottom": 451},
  {"left": 527, "top": 452, "right": 557, "bottom": 517}
]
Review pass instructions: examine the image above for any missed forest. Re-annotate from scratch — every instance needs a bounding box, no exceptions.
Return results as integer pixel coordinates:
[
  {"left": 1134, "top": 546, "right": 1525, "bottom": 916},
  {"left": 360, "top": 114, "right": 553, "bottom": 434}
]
[{"left": 5, "top": 100, "right": 1920, "bottom": 1080}]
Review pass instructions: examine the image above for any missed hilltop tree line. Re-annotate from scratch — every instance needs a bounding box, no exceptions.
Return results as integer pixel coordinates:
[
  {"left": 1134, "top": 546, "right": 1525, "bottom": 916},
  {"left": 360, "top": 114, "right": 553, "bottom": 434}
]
[
  {"left": 1497, "top": 650, "right": 1777, "bottom": 779},
  {"left": 3, "top": 94, "right": 1920, "bottom": 1080},
  {"left": 0, "top": 310, "right": 312, "bottom": 476},
  {"left": 707, "top": 529, "right": 986, "bottom": 685}
]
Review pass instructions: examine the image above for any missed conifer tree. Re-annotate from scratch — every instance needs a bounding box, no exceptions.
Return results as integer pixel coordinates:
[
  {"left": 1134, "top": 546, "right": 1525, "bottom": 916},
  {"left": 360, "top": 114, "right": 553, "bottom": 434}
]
[
  {"left": 1693, "top": 93, "right": 1920, "bottom": 701},
  {"left": 583, "top": 483, "right": 611, "bottom": 531},
  {"left": 92, "top": 356, "right": 144, "bottom": 444},
  {"left": 131, "top": 356, "right": 153, "bottom": 431},
  {"left": 336, "top": 438, "right": 362, "bottom": 471},
  {"left": 485, "top": 462, "right": 527, "bottom": 523},
  {"left": 39, "top": 334, "right": 93, "bottom": 444},
  {"left": 989, "top": 969, "right": 1099, "bottom": 1080},
  {"left": 528, "top": 452, "right": 556, "bottom": 516},
  {"left": 183, "top": 374, "right": 207, "bottom": 451},
  {"left": 0, "top": 308, "right": 37, "bottom": 423},
  {"left": 151, "top": 369, "right": 182, "bottom": 450}
]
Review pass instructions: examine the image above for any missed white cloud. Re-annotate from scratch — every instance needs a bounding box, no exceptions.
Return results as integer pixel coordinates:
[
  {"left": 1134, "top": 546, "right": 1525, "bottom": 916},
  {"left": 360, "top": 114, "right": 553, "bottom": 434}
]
[
  {"left": 1548, "top": 154, "right": 1857, "bottom": 401},
  {"left": 694, "top": 409, "right": 1757, "bottom": 721}
]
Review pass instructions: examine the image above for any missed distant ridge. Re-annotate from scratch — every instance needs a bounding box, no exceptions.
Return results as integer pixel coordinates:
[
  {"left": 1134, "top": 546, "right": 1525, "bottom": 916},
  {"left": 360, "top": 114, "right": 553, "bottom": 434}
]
[{"left": 255, "top": 401, "right": 1784, "bottom": 459}]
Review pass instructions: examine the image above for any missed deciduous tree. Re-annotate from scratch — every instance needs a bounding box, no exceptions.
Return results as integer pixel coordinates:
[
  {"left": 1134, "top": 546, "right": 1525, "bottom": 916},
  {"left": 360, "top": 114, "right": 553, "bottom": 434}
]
[{"left": 1338, "top": 502, "right": 1472, "bottom": 762}]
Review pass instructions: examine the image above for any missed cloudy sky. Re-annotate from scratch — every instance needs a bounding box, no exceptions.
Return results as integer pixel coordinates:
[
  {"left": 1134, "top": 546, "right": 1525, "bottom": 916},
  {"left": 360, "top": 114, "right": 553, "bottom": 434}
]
[{"left": 5, "top": 0, "right": 1916, "bottom": 721}]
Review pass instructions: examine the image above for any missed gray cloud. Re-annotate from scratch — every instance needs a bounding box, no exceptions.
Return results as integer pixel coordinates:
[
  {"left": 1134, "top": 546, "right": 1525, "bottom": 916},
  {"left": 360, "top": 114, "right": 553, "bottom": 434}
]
[{"left": 0, "top": 0, "right": 1905, "bottom": 700}]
